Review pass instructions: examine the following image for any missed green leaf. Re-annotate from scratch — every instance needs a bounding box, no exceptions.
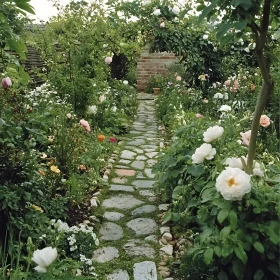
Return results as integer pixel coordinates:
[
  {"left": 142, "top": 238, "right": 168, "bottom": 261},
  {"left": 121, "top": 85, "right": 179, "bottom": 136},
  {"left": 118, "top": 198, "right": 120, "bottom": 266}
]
[
  {"left": 201, "top": 188, "right": 214, "bottom": 203},
  {"left": 253, "top": 242, "right": 264, "bottom": 254},
  {"left": 216, "top": 22, "right": 232, "bottom": 40},
  {"left": 16, "top": 2, "right": 35, "bottom": 14},
  {"left": 163, "top": 211, "right": 172, "bottom": 223},
  {"left": 217, "top": 209, "right": 229, "bottom": 224},
  {"left": 232, "top": 259, "right": 245, "bottom": 280},
  {"left": 7, "top": 39, "right": 26, "bottom": 59},
  {"left": 222, "top": 242, "right": 233, "bottom": 257},
  {"left": 218, "top": 271, "right": 228, "bottom": 280},
  {"left": 187, "top": 164, "right": 205, "bottom": 177},
  {"left": 228, "top": 210, "right": 238, "bottom": 229},
  {"left": 219, "top": 34, "right": 235, "bottom": 46},
  {"left": 234, "top": 245, "right": 248, "bottom": 264},
  {"left": 198, "top": 0, "right": 218, "bottom": 22},
  {"left": 265, "top": 221, "right": 279, "bottom": 245},
  {"left": 204, "top": 248, "right": 214, "bottom": 264},
  {"left": 234, "top": 20, "right": 248, "bottom": 30},
  {"left": 254, "top": 269, "right": 264, "bottom": 280},
  {"left": 220, "top": 226, "right": 231, "bottom": 238},
  {"left": 232, "top": 0, "right": 253, "bottom": 10},
  {"left": 200, "top": 228, "right": 213, "bottom": 242},
  {"left": 214, "top": 246, "right": 222, "bottom": 257}
]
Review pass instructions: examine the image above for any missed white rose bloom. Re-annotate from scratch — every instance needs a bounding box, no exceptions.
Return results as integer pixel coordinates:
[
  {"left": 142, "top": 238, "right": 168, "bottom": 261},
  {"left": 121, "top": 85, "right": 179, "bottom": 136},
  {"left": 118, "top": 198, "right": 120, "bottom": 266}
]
[
  {"left": 216, "top": 167, "right": 251, "bottom": 200},
  {"left": 224, "top": 92, "right": 229, "bottom": 100},
  {"left": 32, "top": 247, "right": 58, "bottom": 273},
  {"left": 123, "top": 80, "right": 128, "bottom": 85},
  {"left": 112, "top": 106, "right": 117, "bottom": 112},
  {"left": 225, "top": 157, "right": 264, "bottom": 177},
  {"left": 192, "top": 143, "right": 216, "bottom": 164},
  {"left": 152, "top": 9, "right": 161, "bottom": 16},
  {"left": 219, "top": 105, "right": 232, "bottom": 112},
  {"left": 87, "top": 105, "right": 97, "bottom": 115},
  {"left": 244, "top": 47, "right": 250, "bottom": 53},
  {"left": 203, "top": 126, "right": 224, "bottom": 142},
  {"left": 172, "top": 6, "right": 180, "bottom": 15},
  {"left": 99, "top": 95, "right": 106, "bottom": 103},
  {"left": 213, "top": 92, "right": 223, "bottom": 99},
  {"left": 203, "top": 34, "right": 208, "bottom": 40}
]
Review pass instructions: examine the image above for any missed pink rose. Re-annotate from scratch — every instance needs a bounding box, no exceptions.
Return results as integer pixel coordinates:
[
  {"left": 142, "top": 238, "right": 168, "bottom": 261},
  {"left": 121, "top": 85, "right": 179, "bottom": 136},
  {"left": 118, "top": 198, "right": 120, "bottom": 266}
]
[
  {"left": 224, "top": 80, "right": 231, "bottom": 86},
  {"left": 105, "top": 56, "right": 112, "bottom": 64},
  {"left": 176, "top": 76, "right": 182, "bottom": 81},
  {"left": 240, "top": 130, "right": 251, "bottom": 146},
  {"left": 260, "top": 115, "right": 270, "bottom": 128},
  {"left": 79, "top": 119, "right": 91, "bottom": 132},
  {"left": 109, "top": 137, "right": 117, "bottom": 143},
  {"left": 2, "top": 77, "right": 12, "bottom": 89},
  {"left": 196, "top": 113, "right": 203, "bottom": 118}
]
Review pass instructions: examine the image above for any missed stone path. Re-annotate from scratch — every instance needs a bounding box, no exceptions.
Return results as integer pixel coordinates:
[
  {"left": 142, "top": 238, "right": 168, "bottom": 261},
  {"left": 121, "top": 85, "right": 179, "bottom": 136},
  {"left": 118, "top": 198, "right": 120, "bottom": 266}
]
[{"left": 92, "top": 93, "right": 173, "bottom": 280}]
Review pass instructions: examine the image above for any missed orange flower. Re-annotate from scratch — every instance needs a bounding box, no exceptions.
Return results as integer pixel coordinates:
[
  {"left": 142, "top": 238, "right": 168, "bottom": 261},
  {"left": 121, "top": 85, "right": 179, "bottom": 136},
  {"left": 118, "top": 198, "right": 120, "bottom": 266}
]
[
  {"left": 80, "top": 164, "right": 87, "bottom": 171},
  {"left": 50, "top": 165, "right": 60, "bottom": 174},
  {"left": 39, "top": 170, "right": 46, "bottom": 176},
  {"left": 97, "top": 134, "right": 105, "bottom": 142}
]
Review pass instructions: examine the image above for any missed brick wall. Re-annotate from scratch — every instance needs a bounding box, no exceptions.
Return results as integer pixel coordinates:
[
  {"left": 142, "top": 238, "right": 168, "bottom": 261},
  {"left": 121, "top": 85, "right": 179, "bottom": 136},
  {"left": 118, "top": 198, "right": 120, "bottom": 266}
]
[{"left": 137, "top": 46, "right": 177, "bottom": 91}]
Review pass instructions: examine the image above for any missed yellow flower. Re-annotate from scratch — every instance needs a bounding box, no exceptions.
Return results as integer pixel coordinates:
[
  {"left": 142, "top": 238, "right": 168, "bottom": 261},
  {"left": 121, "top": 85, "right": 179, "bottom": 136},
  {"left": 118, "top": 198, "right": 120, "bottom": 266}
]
[
  {"left": 31, "top": 204, "right": 44, "bottom": 213},
  {"left": 50, "top": 165, "right": 60, "bottom": 174},
  {"left": 198, "top": 74, "right": 206, "bottom": 81}
]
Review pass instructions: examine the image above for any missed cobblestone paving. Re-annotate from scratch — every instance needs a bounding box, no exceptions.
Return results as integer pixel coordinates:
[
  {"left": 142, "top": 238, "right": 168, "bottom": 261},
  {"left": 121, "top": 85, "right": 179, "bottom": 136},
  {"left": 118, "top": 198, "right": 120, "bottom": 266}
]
[{"left": 92, "top": 93, "right": 173, "bottom": 280}]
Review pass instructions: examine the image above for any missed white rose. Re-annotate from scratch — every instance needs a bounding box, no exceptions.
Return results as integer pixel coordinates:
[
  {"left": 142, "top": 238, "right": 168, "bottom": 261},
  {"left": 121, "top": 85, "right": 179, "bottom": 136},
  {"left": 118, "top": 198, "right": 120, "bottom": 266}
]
[
  {"left": 216, "top": 167, "right": 251, "bottom": 200},
  {"left": 192, "top": 143, "right": 216, "bottom": 164},
  {"left": 152, "top": 9, "right": 161, "bottom": 16},
  {"left": 123, "top": 80, "right": 128, "bottom": 85},
  {"left": 203, "top": 126, "right": 224, "bottom": 142},
  {"left": 203, "top": 34, "right": 208, "bottom": 40},
  {"left": 172, "top": 6, "right": 180, "bottom": 15},
  {"left": 87, "top": 105, "right": 97, "bottom": 115},
  {"left": 32, "top": 247, "right": 58, "bottom": 273},
  {"left": 213, "top": 92, "right": 223, "bottom": 99},
  {"left": 219, "top": 105, "right": 232, "bottom": 112}
]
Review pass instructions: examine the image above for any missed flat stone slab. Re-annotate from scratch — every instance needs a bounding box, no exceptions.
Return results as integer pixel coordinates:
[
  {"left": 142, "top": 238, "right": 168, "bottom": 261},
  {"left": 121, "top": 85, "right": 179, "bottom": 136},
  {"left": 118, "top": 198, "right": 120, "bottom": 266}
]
[
  {"left": 146, "top": 152, "right": 158, "bottom": 159},
  {"left": 144, "top": 169, "right": 155, "bottom": 178},
  {"left": 103, "top": 211, "right": 125, "bottom": 221},
  {"left": 160, "top": 244, "right": 173, "bottom": 256},
  {"left": 126, "top": 139, "right": 146, "bottom": 146},
  {"left": 109, "top": 184, "right": 135, "bottom": 192},
  {"left": 136, "top": 155, "right": 147, "bottom": 160},
  {"left": 119, "top": 159, "right": 131, "bottom": 165},
  {"left": 127, "top": 218, "right": 158, "bottom": 236},
  {"left": 142, "top": 145, "right": 158, "bottom": 149},
  {"left": 131, "top": 161, "right": 145, "bottom": 170},
  {"left": 92, "top": 247, "right": 119, "bottom": 263},
  {"left": 102, "top": 194, "right": 144, "bottom": 210},
  {"left": 133, "top": 261, "right": 157, "bottom": 280},
  {"left": 136, "top": 172, "right": 145, "bottom": 179},
  {"left": 100, "top": 222, "right": 123, "bottom": 241},
  {"left": 145, "top": 235, "right": 158, "bottom": 243},
  {"left": 131, "top": 205, "right": 157, "bottom": 216},
  {"left": 124, "top": 239, "right": 155, "bottom": 258},
  {"left": 107, "top": 270, "right": 129, "bottom": 280},
  {"left": 132, "top": 180, "right": 154, "bottom": 189},
  {"left": 121, "top": 150, "right": 136, "bottom": 160},
  {"left": 139, "top": 190, "right": 156, "bottom": 197},
  {"left": 147, "top": 159, "right": 157, "bottom": 167},
  {"left": 115, "top": 169, "right": 136, "bottom": 177},
  {"left": 159, "top": 204, "right": 170, "bottom": 211},
  {"left": 111, "top": 177, "right": 128, "bottom": 184}
]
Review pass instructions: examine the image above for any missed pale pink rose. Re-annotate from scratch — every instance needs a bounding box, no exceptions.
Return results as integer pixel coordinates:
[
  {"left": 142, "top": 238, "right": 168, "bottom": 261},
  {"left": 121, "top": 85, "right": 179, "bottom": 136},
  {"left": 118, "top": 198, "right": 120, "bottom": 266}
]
[
  {"left": 67, "top": 113, "right": 72, "bottom": 119},
  {"left": 196, "top": 113, "right": 203, "bottom": 118},
  {"left": 240, "top": 130, "right": 251, "bottom": 146},
  {"left": 259, "top": 115, "right": 270, "bottom": 128},
  {"left": 2, "top": 77, "right": 12, "bottom": 89},
  {"left": 159, "top": 22, "right": 165, "bottom": 28},
  {"left": 79, "top": 119, "right": 91, "bottom": 132},
  {"left": 176, "top": 76, "right": 182, "bottom": 81},
  {"left": 224, "top": 80, "right": 231, "bottom": 86},
  {"left": 105, "top": 56, "right": 112, "bottom": 64}
]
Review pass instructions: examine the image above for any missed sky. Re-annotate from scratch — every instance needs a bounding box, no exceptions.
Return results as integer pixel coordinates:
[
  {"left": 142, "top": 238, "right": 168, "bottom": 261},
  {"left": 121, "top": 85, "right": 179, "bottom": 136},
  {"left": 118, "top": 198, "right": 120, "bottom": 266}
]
[{"left": 29, "top": 0, "right": 71, "bottom": 22}]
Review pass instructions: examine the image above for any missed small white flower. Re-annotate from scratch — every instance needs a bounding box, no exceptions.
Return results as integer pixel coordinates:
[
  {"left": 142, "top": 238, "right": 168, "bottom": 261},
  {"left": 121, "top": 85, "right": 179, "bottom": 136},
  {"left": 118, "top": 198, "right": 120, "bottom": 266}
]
[
  {"left": 123, "top": 80, "right": 128, "bottom": 85},
  {"left": 152, "top": 9, "right": 161, "bottom": 16},
  {"left": 87, "top": 105, "right": 97, "bottom": 115},
  {"left": 216, "top": 167, "right": 251, "bottom": 200},
  {"left": 192, "top": 143, "right": 216, "bottom": 164},
  {"left": 32, "top": 247, "right": 58, "bottom": 273},
  {"left": 219, "top": 105, "right": 231, "bottom": 112},
  {"left": 99, "top": 95, "right": 106, "bottom": 103},
  {"left": 203, "top": 34, "right": 208, "bottom": 40},
  {"left": 172, "top": 6, "right": 180, "bottom": 15},
  {"left": 213, "top": 92, "right": 223, "bottom": 99},
  {"left": 244, "top": 47, "right": 250, "bottom": 53},
  {"left": 203, "top": 126, "right": 224, "bottom": 142},
  {"left": 111, "top": 106, "right": 117, "bottom": 112}
]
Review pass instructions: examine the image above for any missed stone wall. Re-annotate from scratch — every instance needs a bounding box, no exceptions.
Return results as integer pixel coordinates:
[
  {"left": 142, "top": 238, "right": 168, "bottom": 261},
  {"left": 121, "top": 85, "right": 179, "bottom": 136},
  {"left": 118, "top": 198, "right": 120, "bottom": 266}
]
[{"left": 136, "top": 46, "right": 177, "bottom": 91}]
